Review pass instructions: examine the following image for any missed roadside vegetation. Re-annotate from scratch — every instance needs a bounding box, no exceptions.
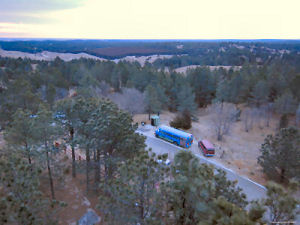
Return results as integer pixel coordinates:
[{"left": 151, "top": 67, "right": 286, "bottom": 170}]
[{"left": 0, "top": 41, "right": 299, "bottom": 224}]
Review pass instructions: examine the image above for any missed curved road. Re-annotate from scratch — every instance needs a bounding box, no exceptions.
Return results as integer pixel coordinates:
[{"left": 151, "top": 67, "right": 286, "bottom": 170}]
[{"left": 138, "top": 130, "right": 266, "bottom": 202}]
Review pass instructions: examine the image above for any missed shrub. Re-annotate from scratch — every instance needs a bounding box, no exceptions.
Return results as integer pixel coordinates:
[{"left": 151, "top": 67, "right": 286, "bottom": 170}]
[{"left": 170, "top": 110, "right": 192, "bottom": 130}]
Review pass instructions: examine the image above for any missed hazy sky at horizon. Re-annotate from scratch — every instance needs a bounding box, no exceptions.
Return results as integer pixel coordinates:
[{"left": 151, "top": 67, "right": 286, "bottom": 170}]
[{"left": 0, "top": 0, "right": 299, "bottom": 39}]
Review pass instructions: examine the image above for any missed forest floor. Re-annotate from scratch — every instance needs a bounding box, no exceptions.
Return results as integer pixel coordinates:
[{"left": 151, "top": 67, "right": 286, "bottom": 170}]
[
  {"left": 133, "top": 107, "right": 283, "bottom": 186},
  {"left": 39, "top": 158, "right": 101, "bottom": 225},
  {"left": 0, "top": 132, "right": 101, "bottom": 224}
]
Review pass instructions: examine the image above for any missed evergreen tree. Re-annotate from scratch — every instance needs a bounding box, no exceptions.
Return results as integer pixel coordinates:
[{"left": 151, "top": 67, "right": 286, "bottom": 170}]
[
  {"left": 0, "top": 153, "right": 64, "bottom": 224},
  {"left": 206, "top": 197, "right": 265, "bottom": 225},
  {"left": 55, "top": 97, "right": 78, "bottom": 178},
  {"left": 258, "top": 127, "right": 300, "bottom": 183},
  {"left": 216, "top": 80, "right": 231, "bottom": 103},
  {"left": 162, "top": 151, "right": 248, "bottom": 224},
  {"left": 176, "top": 84, "right": 197, "bottom": 116},
  {"left": 251, "top": 80, "right": 269, "bottom": 106},
  {"left": 33, "top": 104, "right": 61, "bottom": 199},
  {"left": 74, "top": 97, "right": 100, "bottom": 193},
  {"left": 274, "top": 91, "right": 297, "bottom": 115},
  {"left": 87, "top": 99, "right": 145, "bottom": 183},
  {"left": 98, "top": 150, "right": 168, "bottom": 224},
  {"left": 187, "top": 67, "right": 216, "bottom": 107},
  {"left": 4, "top": 109, "right": 37, "bottom": 164},
  {"left": 263, "top": 181, "right": 299, "bottom": 224},
  {"left": 0, "top": 78, "right": 40, "bottom": 127},
  {"left": 145, "top": 84, "right": 163, "bottom": 120}
]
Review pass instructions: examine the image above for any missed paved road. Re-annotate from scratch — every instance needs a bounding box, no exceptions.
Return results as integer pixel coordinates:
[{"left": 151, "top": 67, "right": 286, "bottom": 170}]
[{"left": 138, "top": 130, "right": 266, "bottom": 202}]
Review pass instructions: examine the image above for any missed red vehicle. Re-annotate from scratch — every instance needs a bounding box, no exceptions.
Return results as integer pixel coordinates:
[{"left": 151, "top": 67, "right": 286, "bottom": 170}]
[{"left": 198, "top": 139, "right": 215, "bottom": 157}]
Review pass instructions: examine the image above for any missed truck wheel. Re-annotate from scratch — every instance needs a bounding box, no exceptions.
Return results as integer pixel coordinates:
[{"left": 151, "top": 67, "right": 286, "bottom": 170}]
[{"left": 155, "top": 134, "right": 159, "bottom": 138}]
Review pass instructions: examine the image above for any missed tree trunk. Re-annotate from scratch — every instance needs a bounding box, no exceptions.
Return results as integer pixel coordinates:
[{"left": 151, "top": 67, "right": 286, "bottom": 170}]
[
  {"left": 139, "top": 180, "right": 145, "bottom": 221},
  {"left": 280, "top": 168, "right": 285, "bottom": 183},
  {"left": 45, "top": 140, "right": 55, "bottom": 199},
  {"left": 70, "top": 127, "right": 76, "bottom": 178},
  {"left": 86, "top": 145, "right": 90, "bottom": 194},
  {"left": 179, "top": 197, "right": 186, "bottom": 225},
  {"left": 95, "top": 149, "right": 100, "bottom": 186},
  {"left": 104, "top": 154, "right": 108, "bottom": 184},
  {"left": 217, "top": 128, "right": 222, "bottom": 141},
  {"left": 25, "top": 143, "right": 31, "bottom": 164}
]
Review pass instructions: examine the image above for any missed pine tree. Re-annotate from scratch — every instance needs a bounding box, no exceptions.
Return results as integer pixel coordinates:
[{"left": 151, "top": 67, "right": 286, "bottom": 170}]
[
  {"left": 263, "top": 181, "right": 299, "bottom": 224},
  {"left": 162, "top": 151, "right": 248, "bottom": 224},
  {"left": 258, "top": 127, "right": 300, "bottom": 183},
  {"left": 176, "top": 84, "right": 197, "bottom": 116},
  {"left": 87, "top": 99, "right": 145, "bottom": 183},
  {"left": 0, "top": 153, "right": 64, "bottom": 224},
  {"left": 274, "top": 91, "right": 297, "bottom": 115},
  {"left": 251, "top": 80, "right": 269, "bottom": 106},
  {"left": 187, "top": 67, "right": 216, "bottom": 107},
  {"left": 145, "top": 84, "right": 163, "bottom": 120},
  {"left": 206, "top": 197, "right": 265, "bottom": 225},
  {"left": 74, "top": 97, "right": 100, "bottom": 193},
  {"left": 55, "top": 97, "right": 78, "bottom": 178},
  {"left": 33, "top": 104, "right": 61, "bottom": 199},
  {"left": 4, "top": 109, "right": 37, "bottom": 164},
  {"left": 97, "top": 150, "right": 168, "bottom": 224}
]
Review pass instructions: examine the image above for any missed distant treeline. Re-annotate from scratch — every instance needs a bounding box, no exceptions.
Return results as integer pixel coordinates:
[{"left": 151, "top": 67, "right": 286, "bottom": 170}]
[
  {"left": 0, "top": 53, "right": 299, "bottom": 128},
  {"left": 1, "top": 40, "right": 300, "bottom": 61}
]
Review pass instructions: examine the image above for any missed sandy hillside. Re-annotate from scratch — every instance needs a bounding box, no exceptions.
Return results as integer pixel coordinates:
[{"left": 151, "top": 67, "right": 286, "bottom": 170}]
[
  {"left": 0, "top": 48, "right": 175, "bottom": 66},
  {"left": 113, "top": 54, "right": 174, "bottom": 66},
  {"left": 174, "top": 65, "right": 242, "bottom": 74},
  {"left": 0, "top": 49, "right": 107, "bottom": 62}
]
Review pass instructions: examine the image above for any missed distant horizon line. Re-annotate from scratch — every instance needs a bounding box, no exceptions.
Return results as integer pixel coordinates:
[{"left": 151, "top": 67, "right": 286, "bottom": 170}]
[{"left": 0, "top": 38, "right": 300, "bottom": 42}]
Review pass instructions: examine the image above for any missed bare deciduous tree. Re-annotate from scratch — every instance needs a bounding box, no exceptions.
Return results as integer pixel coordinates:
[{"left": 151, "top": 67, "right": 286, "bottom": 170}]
[
  {"left": 274, "top": 92, "right": 297, "bottom": 115},
  {"left": 208, "top": 102, "right": 238, "bottom": 141},
  {"left": 108, "top": 87, "right": 146, "bottom": 115},
  {"left": 242, "top": 106, "right": 269, "bottom": 132},
  {"left": 91, "top": 81, "right": 111, "bottom": 98},
  {"left": 242, "top": 108, "right": 254, "bottom": 132},
  {"left": 261, "top": 103, "right": 273, "bottom": 127}
]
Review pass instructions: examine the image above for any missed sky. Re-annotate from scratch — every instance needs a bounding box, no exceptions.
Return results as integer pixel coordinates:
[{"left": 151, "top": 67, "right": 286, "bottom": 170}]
[{"left": 0, "top": 0, "right": 299, "bottom": 39}]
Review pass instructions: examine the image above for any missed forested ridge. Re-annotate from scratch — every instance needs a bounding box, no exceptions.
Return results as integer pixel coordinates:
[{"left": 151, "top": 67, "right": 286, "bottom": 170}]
[
  {"left": 0, "top": 41, "right": 299, "bottom": 224},
  {"left": 1, "top": 40, "right": 300, "bottom": 62}
]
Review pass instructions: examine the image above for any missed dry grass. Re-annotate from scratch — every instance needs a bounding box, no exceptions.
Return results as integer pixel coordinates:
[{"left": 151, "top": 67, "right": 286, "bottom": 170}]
[
  {"left": 134, "top": 107, "right": 281, "bottom": 185},
  {"left": 190, "top": 108, "right": 278, "bottom": 184}
]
